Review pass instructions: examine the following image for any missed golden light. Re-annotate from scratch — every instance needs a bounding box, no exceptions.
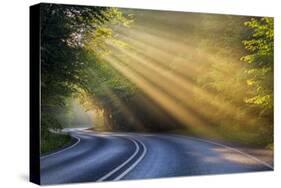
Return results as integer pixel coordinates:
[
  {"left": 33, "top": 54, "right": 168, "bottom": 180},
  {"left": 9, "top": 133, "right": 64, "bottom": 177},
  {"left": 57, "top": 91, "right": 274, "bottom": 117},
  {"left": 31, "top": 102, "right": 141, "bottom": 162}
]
[{"left": 87, "top": 10, "right": 257, "bottom": 138}]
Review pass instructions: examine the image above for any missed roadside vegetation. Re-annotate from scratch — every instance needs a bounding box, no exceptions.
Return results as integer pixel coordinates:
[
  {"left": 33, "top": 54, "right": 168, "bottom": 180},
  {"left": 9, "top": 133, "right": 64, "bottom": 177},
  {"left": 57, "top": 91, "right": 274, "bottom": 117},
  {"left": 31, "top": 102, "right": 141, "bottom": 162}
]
[
  {"left": 41, "top": 112, "right": 73, "bottom": 154},
  {"left": 40, "top": 3, "right": 273, "bottom": 153},
  {"left": 41, "top": 132, "right": 72, "bottom": 154}
]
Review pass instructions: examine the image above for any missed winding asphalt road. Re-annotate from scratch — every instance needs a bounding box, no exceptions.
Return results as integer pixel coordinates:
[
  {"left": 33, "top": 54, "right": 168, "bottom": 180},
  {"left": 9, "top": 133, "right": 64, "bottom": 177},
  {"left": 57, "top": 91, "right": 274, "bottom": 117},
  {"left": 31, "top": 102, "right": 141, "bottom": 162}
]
[{"left": 40, "top": 129, "right": 273, "bottom": 185}]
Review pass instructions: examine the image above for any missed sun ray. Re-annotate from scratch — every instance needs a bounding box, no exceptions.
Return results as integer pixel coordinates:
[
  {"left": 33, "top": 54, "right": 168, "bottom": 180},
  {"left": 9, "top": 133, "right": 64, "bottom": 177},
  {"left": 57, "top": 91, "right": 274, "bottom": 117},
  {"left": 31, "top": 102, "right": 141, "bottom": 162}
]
[
  {"left": 104, "top": 55, "right": 221, "bottom": 137},
  {"left": 106, "top": 43, "right": 254, "bottom": 128}
]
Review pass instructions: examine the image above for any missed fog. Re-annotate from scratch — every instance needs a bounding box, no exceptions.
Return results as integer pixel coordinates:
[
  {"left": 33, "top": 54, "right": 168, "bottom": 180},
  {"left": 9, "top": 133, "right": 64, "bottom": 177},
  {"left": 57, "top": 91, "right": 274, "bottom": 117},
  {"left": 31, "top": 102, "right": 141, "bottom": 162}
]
[{"left": 56, "top": 99, "right": 104, "bottom": 129}]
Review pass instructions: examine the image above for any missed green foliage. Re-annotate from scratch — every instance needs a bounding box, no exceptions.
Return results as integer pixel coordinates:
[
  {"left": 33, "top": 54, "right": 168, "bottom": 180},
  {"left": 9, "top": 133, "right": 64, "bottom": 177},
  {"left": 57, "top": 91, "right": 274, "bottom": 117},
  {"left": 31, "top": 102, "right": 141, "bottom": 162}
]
[
  {"left": 41, "top": 132, "right": 72, "bottom": 154},
  {"left": 41, "top": 112, "right": 62, "bottom": 134},
  {"left": 40, "top": 4, "right": 118, "bottom": 107},
  {"left": 41, "top": 4, "right": 132, "bottom": 116},
  {"left": 242, "top": 18, "right": 273, "bottom": 64},
  {"left": 241, "top": 17, "right": 274, "bottom": 116},
  {"left": 40, "top": 4, "right": 134, "bottom": 151},
  {"left": 40, "top": 112, "right": 72, "bottom": 154}
]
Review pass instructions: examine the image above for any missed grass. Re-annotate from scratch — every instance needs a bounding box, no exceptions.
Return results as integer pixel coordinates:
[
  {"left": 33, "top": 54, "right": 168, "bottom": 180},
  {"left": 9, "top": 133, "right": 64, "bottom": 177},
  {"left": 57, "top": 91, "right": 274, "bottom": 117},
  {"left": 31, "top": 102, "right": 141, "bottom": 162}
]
[{"left": 41, "top": 132, "right": 73, "bottom": 155}]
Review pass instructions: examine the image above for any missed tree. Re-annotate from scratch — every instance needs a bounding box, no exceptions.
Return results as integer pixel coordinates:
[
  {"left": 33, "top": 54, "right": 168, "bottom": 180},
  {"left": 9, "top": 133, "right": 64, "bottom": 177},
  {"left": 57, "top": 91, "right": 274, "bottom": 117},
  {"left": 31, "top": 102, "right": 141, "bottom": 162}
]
[
  {"left": 241, "top": 17, "right": 274, "bottom": 117},
  {"left": 40, "top": 4, "right": 133, "bottom": 133}
]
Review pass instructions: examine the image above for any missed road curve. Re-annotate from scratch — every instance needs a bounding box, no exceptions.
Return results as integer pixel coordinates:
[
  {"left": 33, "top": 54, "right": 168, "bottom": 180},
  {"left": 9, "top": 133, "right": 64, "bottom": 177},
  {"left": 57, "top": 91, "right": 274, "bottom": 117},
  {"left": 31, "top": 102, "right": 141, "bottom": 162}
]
[{"left": 40, "top": 129, "right": 273, "bottom": 185}]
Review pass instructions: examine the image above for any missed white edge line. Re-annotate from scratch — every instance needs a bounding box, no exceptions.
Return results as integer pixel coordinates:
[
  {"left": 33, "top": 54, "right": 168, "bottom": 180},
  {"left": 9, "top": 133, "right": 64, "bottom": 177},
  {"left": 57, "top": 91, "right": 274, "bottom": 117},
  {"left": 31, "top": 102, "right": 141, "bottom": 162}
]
[
  {"left": 96, "top": 137, "right": 140, "bottom": 182},
  {"left": 114, "top": 138, "right": 147, "bottom": 181},
  {"left": 40, "top": 135, "right": 81, "bottom": 159},
  {"left": 174, "top": 134, "right": 273, "bottom": 169}
]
